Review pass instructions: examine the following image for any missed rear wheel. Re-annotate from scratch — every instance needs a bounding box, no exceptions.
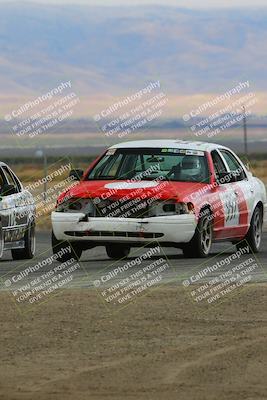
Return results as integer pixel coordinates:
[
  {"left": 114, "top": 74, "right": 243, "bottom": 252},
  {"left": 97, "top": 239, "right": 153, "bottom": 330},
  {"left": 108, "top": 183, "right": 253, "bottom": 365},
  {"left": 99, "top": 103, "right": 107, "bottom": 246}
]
[
  {"left": 183, "top": 209, "right": 213, "bottom": 258},
  {"left": 52, "top": 231, "right": 82, "bottom": 262},
  {"left": 106, "top": 244, "right": 130, "bottom": 260},
  {"left": 12, "top": 222, "right": 36, "bottom": 260},
  {"left": 236, "top": 206, "right": 263, "bottom": 253}
]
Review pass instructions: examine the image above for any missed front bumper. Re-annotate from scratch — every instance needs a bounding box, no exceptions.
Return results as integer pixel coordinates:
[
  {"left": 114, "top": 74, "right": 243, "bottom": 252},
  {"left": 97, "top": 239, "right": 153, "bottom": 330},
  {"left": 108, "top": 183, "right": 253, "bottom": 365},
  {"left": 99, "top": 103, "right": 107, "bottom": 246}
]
[{"left": 51, "top": 212, "right": 197, "bottom": 244}]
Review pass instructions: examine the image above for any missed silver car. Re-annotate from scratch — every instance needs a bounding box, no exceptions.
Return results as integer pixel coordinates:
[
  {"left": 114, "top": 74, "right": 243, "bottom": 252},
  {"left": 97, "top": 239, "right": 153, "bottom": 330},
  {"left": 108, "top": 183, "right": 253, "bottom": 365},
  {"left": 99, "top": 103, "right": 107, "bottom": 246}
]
[{"left": 0, "top": 162, "right": 35, "bottom": 260}]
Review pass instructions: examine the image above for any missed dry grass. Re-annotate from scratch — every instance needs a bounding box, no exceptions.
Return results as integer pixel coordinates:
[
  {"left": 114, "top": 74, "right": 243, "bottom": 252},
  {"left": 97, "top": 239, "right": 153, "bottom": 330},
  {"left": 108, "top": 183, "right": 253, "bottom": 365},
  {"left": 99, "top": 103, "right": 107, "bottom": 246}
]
[
  {"left": 249, "top": 160, "right": 267, "bottom": 184},
  {"left": 13, "top": 162, "right": 89, "bottom": 182}
]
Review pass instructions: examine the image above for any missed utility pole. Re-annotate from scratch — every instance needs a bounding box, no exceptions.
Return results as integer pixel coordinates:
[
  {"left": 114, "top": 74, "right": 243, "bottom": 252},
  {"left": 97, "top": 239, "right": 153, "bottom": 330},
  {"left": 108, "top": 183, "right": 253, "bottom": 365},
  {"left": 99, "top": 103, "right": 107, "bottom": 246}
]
[
  {"left": 43, "top": 150, "right": 48, "bottom": 202},
  {"left": 35, "top": 148, "right": 48, "bottom": 202},
  {"left": 242, "top": 105, "right": 248, "bottom": 156}
]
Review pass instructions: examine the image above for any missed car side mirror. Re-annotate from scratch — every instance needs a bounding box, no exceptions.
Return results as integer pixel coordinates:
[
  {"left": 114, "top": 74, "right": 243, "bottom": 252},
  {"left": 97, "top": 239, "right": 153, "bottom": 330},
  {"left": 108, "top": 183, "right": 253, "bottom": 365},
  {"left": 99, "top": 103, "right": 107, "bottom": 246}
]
[
  {"left": 69, "top": 169, "right": 84, "bottom": 181},
  {"left": 1, "top": 184, "right": 18, "bottom": 196}
]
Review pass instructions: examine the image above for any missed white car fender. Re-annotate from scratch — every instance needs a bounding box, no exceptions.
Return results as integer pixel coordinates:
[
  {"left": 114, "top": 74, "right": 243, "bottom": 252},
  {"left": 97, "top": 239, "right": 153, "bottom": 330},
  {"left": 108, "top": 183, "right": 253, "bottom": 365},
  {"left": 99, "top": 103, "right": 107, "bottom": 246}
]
[{"left": 250, "top": 176, "right": 267, "bottom": 222}]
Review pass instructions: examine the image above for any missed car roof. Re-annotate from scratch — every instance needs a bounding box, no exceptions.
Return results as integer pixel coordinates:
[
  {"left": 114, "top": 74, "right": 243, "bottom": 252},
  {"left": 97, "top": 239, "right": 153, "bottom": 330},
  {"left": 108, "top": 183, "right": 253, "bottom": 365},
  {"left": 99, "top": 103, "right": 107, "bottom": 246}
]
[{"left": 109, "top": 140, "right": 229, "bottom": 152}]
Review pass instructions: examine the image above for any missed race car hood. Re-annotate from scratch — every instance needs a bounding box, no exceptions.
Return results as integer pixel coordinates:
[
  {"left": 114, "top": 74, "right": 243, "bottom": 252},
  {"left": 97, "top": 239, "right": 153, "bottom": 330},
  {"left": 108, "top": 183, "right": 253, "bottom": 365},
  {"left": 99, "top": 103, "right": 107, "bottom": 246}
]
[{"left": 58, "top": 179, "right": 211, "bottom": 204}]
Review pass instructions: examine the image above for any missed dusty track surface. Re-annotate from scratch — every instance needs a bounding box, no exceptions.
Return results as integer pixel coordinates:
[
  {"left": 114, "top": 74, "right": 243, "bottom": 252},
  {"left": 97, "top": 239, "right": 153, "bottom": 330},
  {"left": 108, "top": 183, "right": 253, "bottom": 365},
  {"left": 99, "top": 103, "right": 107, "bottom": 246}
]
[{"left": 0, "top": 284, "right": 267, "bottom": 400}]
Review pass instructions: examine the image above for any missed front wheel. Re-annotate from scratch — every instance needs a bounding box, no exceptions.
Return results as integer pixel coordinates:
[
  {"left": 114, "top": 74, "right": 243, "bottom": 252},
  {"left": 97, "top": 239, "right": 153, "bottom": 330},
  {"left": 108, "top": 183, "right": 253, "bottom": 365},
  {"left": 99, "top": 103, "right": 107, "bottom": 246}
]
[
  {"left": 12, "top": 222, "right": 36, "bottom": 260},
  {"left": 52, "top": 231, "right": 82, "bottom": 262},
  {"left": 106, "top": 244, "right": 130, "bottom": 260},
  {"left": 0, "top": 223, "right": 4, "bottom": 259},
  {"left": 236, "top": 206, "right": 263, "bottom": 253},
  {"left": 183, "top": 209, "right": 213, "bottom": 258}
]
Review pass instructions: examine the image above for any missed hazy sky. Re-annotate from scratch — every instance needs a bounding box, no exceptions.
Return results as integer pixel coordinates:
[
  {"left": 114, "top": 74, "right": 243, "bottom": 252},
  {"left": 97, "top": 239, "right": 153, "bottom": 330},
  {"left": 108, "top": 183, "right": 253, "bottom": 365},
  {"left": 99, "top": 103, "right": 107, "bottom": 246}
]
[{"left": 0, "top": 0, "right": 266, "bottom": 7}]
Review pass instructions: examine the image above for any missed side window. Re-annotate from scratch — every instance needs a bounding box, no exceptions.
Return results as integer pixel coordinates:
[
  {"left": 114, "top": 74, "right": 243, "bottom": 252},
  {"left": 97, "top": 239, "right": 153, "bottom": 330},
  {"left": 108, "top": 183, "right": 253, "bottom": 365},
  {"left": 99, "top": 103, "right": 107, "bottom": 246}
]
[
  {"left": 2, "top": 166, "right": 21, "bottom": 192},
  {"left": 211, "top": 150, "right": 227, "bottom": 176},
  {"left": 0, "top": 168, "right": 7, "bottom": 192},
  {"left": 108, "top": 154, "right": 124, "bottom": 177},
  {"left": 89, "top": 153, "right": 123, "bottom": 179},
  {"left": 219, "top": 150, "right": 246, "bottom": 181}
]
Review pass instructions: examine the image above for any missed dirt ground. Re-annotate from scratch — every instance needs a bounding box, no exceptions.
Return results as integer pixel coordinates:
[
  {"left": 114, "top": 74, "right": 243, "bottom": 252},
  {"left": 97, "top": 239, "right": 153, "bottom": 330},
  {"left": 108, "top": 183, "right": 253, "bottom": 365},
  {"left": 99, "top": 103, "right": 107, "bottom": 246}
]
[{"left": 0, "top": 284, "right": 267, "bottom": 400}]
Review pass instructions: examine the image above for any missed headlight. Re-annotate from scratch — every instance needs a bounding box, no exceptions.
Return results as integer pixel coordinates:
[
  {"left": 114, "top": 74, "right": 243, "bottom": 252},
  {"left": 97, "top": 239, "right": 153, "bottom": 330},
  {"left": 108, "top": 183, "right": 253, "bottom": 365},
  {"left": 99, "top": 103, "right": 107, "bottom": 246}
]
[
  {"left": 148, "top": 201, "right": 195, "bottom": 217},
  {"left": 55, "top": 197, "right": 95, "bottom": 215}
]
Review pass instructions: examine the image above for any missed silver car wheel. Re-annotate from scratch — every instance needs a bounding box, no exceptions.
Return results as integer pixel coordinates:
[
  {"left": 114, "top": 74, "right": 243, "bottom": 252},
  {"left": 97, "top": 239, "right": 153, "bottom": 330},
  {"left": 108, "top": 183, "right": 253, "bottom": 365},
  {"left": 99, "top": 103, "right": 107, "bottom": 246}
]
[
  {"left": 201, "top": 216, "right": 212, "bottom": 255},
  {"left": 253, "top": 208, "right": 262, "bottom": 250}
]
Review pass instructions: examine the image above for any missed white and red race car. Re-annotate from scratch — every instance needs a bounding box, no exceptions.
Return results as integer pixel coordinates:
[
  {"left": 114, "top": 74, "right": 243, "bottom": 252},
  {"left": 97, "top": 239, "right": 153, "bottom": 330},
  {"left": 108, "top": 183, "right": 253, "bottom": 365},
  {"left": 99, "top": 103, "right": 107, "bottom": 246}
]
[{"left": 51, "top": 140, "right": 267, "bottom": 260}]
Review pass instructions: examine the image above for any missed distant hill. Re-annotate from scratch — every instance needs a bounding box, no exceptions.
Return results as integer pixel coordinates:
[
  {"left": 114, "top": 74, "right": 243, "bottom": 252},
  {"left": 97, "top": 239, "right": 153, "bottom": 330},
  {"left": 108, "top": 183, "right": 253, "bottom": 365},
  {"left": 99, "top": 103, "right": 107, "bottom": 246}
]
[{"left": 0, "top": 3, "right": 267, "bottom": 98}]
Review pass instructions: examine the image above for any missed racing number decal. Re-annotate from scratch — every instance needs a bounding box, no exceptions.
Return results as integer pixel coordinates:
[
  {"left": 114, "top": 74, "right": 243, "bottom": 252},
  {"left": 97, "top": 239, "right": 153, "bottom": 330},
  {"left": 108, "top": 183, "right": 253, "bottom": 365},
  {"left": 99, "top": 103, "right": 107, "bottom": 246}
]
[
  {"left": 9, "top": 209, "right": 17, "bottom": 227},
  {"left": 220, "top": 190, "right": 240, "bottom": 227},
  {"left": 225, "top": 193, "right": 238, "bottom": 223}
]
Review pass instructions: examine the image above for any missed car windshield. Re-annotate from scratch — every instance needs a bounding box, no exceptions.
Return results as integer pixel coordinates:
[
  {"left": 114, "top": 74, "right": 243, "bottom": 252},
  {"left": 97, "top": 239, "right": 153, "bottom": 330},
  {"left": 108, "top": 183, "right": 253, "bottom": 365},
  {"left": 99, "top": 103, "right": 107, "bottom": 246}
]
[{"left": 86, "top": 148, "right": 210, "bottom": 183}]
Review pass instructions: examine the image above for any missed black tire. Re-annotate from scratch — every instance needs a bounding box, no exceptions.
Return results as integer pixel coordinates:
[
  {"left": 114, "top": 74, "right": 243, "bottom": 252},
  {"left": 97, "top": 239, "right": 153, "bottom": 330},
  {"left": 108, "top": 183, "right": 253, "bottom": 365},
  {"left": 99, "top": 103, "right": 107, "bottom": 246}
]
[
  {"left": 183, "top": 208, "right": 213, "bottom": 258},
  {"left": 52, "top": 230, "right": 82, "bottom": 262},
  {"left": 0, "top": 223, "right": 4, "bottom": 260},
  {"left": 12, "top": 222, "right": 36, "bottom": 260},
  {"left": 106, "top": 244, "right": 130, "bottom": 260},
  {"left": 236, "top": 206, "right": 263, "bottom": 253}
]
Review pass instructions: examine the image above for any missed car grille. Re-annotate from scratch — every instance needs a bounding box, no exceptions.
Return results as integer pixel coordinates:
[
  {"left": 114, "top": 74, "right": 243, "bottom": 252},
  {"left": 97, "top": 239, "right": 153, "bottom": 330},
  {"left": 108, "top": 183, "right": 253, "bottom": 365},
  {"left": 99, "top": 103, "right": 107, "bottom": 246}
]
[
  {"left": 95, "top": 198, "right": 149, "bottom": 219},
  {"left": 64, "top": 231, "right": 164, "bottom": 239}
]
